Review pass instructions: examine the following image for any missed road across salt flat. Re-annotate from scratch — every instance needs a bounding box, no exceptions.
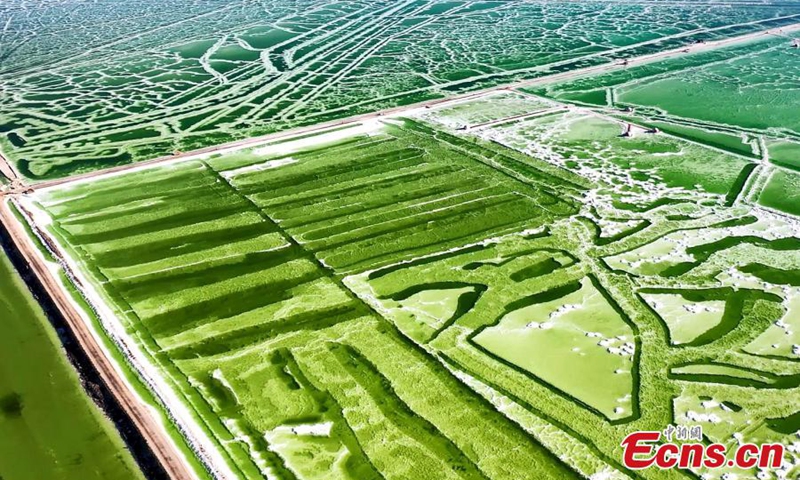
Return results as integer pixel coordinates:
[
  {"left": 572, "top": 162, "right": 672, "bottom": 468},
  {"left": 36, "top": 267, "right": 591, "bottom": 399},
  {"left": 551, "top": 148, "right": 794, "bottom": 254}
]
[
  {"left": 0, "top": 201, "right": 197, "bottom": 480},
  {"left": 3, "top": 22, "right": 798, "bottom": 195}
]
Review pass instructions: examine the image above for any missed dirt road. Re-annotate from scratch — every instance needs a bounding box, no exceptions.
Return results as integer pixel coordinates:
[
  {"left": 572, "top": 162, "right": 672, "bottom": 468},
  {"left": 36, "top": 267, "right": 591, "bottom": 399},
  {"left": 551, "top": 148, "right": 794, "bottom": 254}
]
[
  {"left": 0, "top": 152, "right": 20, "bottom": 186},
  {"left": 0, "top": 200, "right": 196, "bottom": 480}
]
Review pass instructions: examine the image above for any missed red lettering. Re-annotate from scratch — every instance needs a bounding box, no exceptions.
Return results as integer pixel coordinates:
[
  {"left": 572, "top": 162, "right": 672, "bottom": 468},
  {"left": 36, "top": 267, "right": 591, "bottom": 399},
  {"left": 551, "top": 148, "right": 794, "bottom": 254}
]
[
  {"left": 655, "top": 443, "right": 679, "bottom": 469},
  {"left": 619, "top": 432, "right": 783, "bottom": 471},
  {"left": 621, "top": 432, "right": 660, "bottom": 469},
  {"left": 704, "top": 443, "right": 726, "bottom": 468},
  {"left": 678, "top": 443, "right": 705, "bottom": 468},
  {"left": 736, "top": 444, "right": 759, "bottom": 468},
  {"left": 758, "top": 444, "right": 784, "bottom": 469}
]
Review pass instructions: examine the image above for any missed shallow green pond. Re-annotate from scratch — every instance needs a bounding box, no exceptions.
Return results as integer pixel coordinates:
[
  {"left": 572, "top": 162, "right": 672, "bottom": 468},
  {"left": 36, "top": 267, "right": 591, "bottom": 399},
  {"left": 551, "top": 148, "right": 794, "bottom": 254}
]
[{"left": 0, "top": 252, "right": 142, "bottom": 480}]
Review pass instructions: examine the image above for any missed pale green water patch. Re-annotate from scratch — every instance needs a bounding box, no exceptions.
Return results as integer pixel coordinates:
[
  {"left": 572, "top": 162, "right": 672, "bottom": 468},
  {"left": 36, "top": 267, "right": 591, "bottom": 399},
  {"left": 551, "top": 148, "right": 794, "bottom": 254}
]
[
  {"left": 759, "top": 169, "right": 800, "bottom": 216},
  {"left": 767, "top": 139, "right": 800, "bottom": 170},
  {"left": 471, "top": 277, "right": 635, "bottom": 420},
  {"left": 641, "top": 293, "right": 725, "bottom": 345}
]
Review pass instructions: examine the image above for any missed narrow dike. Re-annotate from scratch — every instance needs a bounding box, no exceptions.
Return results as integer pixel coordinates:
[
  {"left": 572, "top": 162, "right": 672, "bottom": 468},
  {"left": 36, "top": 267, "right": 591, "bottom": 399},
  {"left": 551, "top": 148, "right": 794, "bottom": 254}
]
[{"left": 0, "top": 219, "right": 169, "bottom": 480}]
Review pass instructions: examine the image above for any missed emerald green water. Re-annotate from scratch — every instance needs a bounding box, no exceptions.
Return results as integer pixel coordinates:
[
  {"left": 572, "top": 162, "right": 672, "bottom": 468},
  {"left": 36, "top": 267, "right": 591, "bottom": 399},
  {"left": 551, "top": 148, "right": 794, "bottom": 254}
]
[
  {"left": 0, "top": 252, "right": 142, "bottom": 480},
  {"left": 537, "top": 37, "right": 800, "bottom": 138},
  {"left": 617, "top": 42, "right": 800, "bottom": 135}
]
